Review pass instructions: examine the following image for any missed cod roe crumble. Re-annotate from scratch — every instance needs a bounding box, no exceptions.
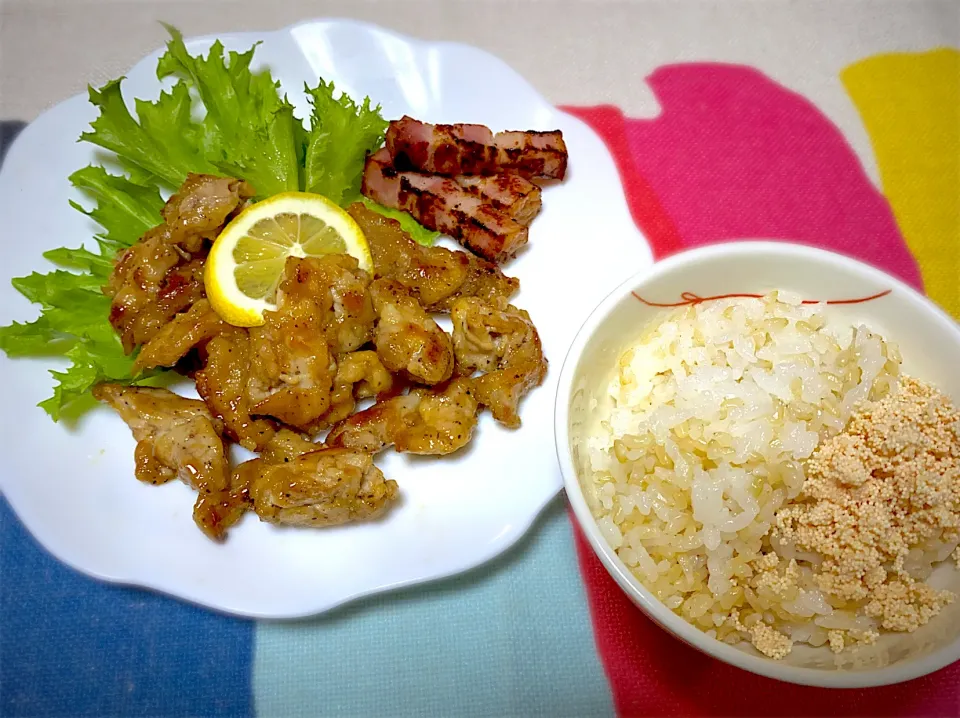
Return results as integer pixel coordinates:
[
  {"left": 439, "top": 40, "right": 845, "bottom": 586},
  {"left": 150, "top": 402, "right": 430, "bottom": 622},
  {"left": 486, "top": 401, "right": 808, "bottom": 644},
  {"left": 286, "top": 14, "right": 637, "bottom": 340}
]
[{"left": 775, "top": 377, "right": 960, "bottom": 653}]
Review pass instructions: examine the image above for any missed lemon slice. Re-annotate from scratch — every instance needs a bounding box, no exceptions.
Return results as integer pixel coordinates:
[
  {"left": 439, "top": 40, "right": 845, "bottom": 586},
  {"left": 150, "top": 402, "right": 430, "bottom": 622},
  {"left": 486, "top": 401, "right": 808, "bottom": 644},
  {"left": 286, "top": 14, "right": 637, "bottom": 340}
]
[{"left": 205, "top": 192, "right": 373, "bottom": 327}]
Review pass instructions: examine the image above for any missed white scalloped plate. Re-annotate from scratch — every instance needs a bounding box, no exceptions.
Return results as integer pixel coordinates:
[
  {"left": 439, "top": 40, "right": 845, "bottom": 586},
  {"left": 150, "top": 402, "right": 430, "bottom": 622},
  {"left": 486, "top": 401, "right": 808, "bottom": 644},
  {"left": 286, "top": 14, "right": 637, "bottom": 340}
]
[{"left": 0, "top": 19, "right": 651, "bottom": 618}]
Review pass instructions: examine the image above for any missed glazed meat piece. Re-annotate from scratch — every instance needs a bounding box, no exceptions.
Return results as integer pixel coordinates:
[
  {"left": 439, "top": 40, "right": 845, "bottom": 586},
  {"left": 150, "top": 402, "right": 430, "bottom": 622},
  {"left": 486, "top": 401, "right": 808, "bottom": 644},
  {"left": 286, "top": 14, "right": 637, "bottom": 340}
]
[
  {"left": 451, "top": 297, "right": 547, "bottom": 428},
  {"left": 325, "top": 378, "right": 479, "bottom": 455},
  {"left": 259, "top": 428, "right": 320, "bottom": 463},
  {"left": 277, "top": 254, "right": 375, "bottom": 355},
  {"left": 347, "top": 203, "right": 519, "bottom": 312},
  {"left": 106, "top": 173, "right": 250, "bottom": 353},
  {"left": 370, "top": 278, "right": 453, "bottom": 385},
  {"left": 385, "top": 116, "right": 567, "bottom": 180},
  {"left": 247, "top": 258, "right": 337, "bottom": 430},
  {"left": 455, "top": 174, "right": 542, "bottom": 226},
  {"left": 191, "top": 490, "right": 251, "bottom": 542},
  {"left": 194, "top": 426, "right": 323, "bottom": 540},
  {"left": 106, "top": 228, "right": 195, "bottom": 352},
  {"left": 153, "top": 255, "right": 207, "bottom": 320},
  {"left": 92, "top": 384, "right": 228, "bottom": 491},
  {"left": 91, "top": 383, "right": 258, "bottom": 541},
  {"left": 314, "top": 350, "right": 395, "bottom": 430},
  {"left": 238, "top": 448, "right": 398, "bottom": 527},
  {"left": 362, "top": 149, "right": 528, "bottom": 263},
  {"left": 335, "top": 350, "right": 394, "bottom": 401},
  {"left": 162, "top": 173, "right": 254, "bottom": 253},
  {"left": 133, "top": 299, "right": 225, "bottom": 371},
  {"left": 194, "top": 327, "right": 276, "bottom": 451},
  {"left": 247, "top": 318, "right": 333, "bottom": 431},
  {"left": 191, "top": 425, "right": 326, "bottom": 541}
]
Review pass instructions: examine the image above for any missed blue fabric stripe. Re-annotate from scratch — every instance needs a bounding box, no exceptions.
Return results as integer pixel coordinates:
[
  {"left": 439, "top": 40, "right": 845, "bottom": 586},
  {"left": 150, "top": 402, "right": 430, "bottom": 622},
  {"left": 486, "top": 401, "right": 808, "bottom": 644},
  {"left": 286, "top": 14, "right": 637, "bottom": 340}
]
[
  {"left": 253, "top": 496, "right": 615, "bottom": 718},
  {"left": 0, "top": 497, "right": 255, "bottom": 717}
]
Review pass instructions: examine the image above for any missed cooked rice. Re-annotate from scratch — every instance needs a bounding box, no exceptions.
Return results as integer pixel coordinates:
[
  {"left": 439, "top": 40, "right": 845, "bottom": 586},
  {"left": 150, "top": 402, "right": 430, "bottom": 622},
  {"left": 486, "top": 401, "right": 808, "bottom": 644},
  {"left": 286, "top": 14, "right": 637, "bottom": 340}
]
[{"left": 584, "top": 291, "right": 914, "bottom": 657}]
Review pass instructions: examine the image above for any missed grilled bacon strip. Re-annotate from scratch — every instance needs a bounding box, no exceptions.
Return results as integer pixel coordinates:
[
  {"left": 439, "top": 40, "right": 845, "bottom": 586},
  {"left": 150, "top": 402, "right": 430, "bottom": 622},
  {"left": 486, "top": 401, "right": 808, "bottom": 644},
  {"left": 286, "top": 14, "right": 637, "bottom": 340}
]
[
  {"left": 455, "top": 174, "right": 542, "bottom": 226},
  {"left": 385, "top": 116, "right": 567, "bottom": 180},
  {"left": 362, "top": 149, "right": 528, "bottom": 263}
]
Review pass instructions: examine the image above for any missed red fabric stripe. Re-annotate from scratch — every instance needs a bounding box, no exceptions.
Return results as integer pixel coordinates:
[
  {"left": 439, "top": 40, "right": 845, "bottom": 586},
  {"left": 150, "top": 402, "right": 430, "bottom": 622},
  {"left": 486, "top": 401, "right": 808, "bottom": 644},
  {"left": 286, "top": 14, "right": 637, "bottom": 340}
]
[
  {"left": 563, "top": 104, "right": 960, "bottom": 717},
  {"left": 560, "top": 105, "right": 684, "bottom": 259}
]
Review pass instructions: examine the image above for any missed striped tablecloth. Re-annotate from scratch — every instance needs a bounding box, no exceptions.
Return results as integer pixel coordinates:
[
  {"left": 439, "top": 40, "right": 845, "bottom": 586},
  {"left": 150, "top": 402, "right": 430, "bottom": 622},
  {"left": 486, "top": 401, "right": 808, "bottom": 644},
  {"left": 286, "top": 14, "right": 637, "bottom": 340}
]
[{"left": 1, "top": 11, "right": 958, "bottom": 717}]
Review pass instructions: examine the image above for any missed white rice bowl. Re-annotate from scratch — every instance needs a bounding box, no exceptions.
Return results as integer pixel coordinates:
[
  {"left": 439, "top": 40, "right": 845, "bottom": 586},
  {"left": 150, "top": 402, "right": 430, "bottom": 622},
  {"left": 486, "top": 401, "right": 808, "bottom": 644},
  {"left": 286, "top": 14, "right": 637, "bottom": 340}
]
[{"left": 558, "top": 242, "right": 960, "bottom": 685}]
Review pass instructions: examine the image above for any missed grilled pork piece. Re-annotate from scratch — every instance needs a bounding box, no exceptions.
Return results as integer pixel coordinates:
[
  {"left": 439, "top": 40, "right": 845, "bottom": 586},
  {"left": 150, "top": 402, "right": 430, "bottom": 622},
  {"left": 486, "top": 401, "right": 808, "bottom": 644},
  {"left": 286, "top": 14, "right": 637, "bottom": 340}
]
[
  {"left": 385, "top": 116, "right": 567, "bottom": 180},
  {"left": 455, "top": 174, "right": 541, "bottom": 226},
  {"left": 362, "top": 149, "right": 528, "bottom": 263}
]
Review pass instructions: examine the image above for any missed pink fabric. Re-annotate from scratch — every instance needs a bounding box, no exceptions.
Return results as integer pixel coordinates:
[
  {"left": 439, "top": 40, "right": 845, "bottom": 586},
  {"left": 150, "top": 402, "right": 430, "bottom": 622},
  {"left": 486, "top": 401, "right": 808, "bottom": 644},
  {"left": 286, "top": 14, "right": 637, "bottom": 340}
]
[
  {"left": 560, "top": 63, "right": 956, "bottom": 717},
  {"left": 623, "top": 64, "right": 923, "bottom": 288},
  {"left": 563, "top": 105, "right": 685, "bottom": 260}
]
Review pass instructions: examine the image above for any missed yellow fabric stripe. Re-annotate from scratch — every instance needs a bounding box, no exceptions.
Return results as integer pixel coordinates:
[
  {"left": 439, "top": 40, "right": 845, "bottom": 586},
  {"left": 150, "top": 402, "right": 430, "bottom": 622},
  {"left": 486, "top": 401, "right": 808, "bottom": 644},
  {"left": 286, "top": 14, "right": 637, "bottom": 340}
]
[{"left": 842, "top": 49, "right": 960, "bottom": 319}]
